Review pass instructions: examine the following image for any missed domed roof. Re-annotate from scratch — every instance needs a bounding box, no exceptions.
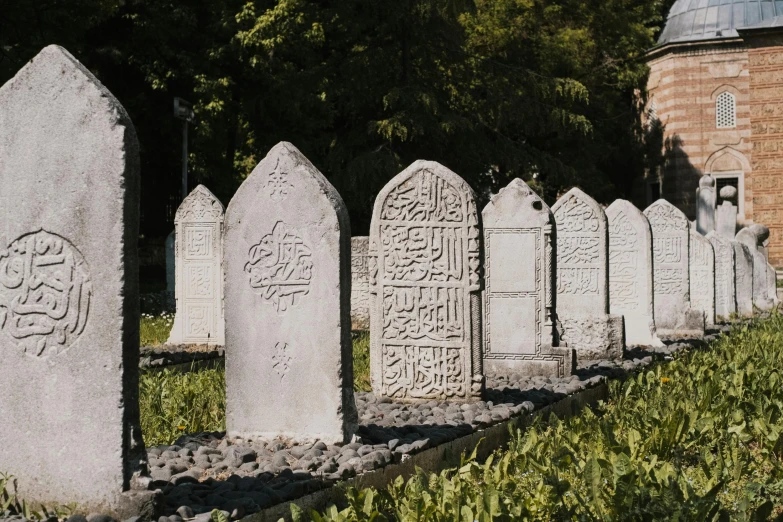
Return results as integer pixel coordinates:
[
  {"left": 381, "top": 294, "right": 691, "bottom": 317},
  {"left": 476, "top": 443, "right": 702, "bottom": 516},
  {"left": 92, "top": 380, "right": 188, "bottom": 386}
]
[{"left": 658, "top": 0, "right": 783, "bottom": 46}]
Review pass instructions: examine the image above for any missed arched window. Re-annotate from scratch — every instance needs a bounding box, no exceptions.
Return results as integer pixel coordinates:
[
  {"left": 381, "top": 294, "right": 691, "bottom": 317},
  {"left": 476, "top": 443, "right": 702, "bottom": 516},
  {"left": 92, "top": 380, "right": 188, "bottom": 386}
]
[{"left": 716, "top": 91, "right": 736, "bottom": 129}]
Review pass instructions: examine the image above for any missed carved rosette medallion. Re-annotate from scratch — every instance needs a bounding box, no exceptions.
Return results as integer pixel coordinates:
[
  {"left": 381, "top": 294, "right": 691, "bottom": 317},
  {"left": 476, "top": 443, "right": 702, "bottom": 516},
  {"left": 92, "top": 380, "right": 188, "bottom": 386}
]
[
  {"left": 245, "top": 221, "right": 313, "bottom": 312},
  {"left": 371, "top": 166, "right": 481, "bottom": 401},
  {"left": 0, "top": 230, "right": 91, "bottom": 357}
]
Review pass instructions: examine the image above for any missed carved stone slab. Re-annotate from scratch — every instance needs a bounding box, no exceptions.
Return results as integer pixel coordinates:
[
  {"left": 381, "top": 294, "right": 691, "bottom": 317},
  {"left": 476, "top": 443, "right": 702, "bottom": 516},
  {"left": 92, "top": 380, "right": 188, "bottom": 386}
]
[
  {"left": 689, "top": 231, "right": 716, "bottom": 327},
  {"left": 552, "top": 188, "right": 623, "bottom": 361},
  {"left": 696, "top": 175, "right": 716, "bottom": 235},
  {"left": 224, "top": 142, "right": 357, "bottom": 443},
  {"left": 350, "top": 237, "right": 370, "bottom": 330},
  {"left": 0, "top": 46, "right": 154, "bottom": 516},
  {"left": 482, "top": 179, "right": 574, "bottom": 377},
  {"left": 644, "top": 200, "right": 704, "bottom": 339},
  {"left": 369, "top": 161, "right": 483, "bottom": 402},
  {"left": 736, "top": 227, "right": 774, "bottom": 311},
  {"left": 708, "top": 233, "right": 736, "bottom": 320},
  {"left": 165, "top": 230, "right": 175, "bottom": 310},
  {"left": 733, "top": 241, "right": 754, "bottom": 317},
  {"left": 168, "top": 185, "right": 225, "bottom": 345},
  {"left": 606, "top": 200, "right": 662, "bottom": 347}
]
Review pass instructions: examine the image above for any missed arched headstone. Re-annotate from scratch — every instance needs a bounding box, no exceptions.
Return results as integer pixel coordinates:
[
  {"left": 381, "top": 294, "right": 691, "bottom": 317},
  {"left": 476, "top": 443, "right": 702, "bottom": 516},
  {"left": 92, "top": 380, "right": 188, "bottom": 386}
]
[
  {"left": 733, "top": 241, "right": 754, "bottom": 317},
  {"left": 350, "top": 237, "right": 370, "bottom": 330},
  {"left": 690, "top": 231, "right": 716, "bottom": 327},
  {"left": 606, "top": 200, "right": 662, "bottom": 346},
  {"left": 0, "top": 46, "right": 155, "bottom": 516},
  {"left": 167, "top": 185, "right": 225, "bottom": 345},
  {"left": 552, "top": 188, "right": 624, "bottom": 361},
  {"left": 224, "top": 142, "right": 357, "bottom": 443},
  {"left": 708, "top": 232, "right": 737, "bottom": 321},
  {"left": 737, "top": 227, "right": 774, "bottom": 311},
  {"left": 369, "top": 161, "right": 483, "bottom": 402},
  {"left": 644, "top": 200, "right": 705, "bottom": 338},
  {"left": 482, "top": 179, "right": 574, "bottom": 377}
]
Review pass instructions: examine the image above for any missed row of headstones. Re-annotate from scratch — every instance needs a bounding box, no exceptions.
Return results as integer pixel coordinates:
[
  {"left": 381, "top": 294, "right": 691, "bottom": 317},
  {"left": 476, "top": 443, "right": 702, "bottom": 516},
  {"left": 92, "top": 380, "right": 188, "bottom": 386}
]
[{"left": 0, "top": 45, "right": 777, "bottom": 516}]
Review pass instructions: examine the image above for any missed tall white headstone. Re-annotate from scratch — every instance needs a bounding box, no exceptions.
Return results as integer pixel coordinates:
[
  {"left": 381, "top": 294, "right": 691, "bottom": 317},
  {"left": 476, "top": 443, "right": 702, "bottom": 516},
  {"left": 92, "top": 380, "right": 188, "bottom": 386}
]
[
  {"left": 733, "top": 241, "right": 754, "bottom": 317},
  {"left": 350, "top": 237, "right": 370, "bottom": 330},
  {"left": 644, "top": 200, "right": 705, "bottom": 338},
  {"left": 552, "top": 188, "right": 624, "bottom": 361},
  {"left": 689, "top": 231, "right": 716, "bottom": 327},
  {"left": 606, "top": 200, "right": 662, "bottom": 346},
  {"left": 369, "top": 161, "right": 484, "bottom": 402},
  {"left": 696, "top": 174, "right": 716, "bottom": 235},
  {"left": 708, "top": 232, "right": 736, "bottom": 321},
  {"left": 482, "top": 179, "right": 574, "bottom": 377},
  {"left": 167, "top": 185, "right": 225, "bottom": 345},
  {"left": 224, "top": 142, "right": 357, "bottom": 443},
  {"left": 716, "top": 186, "right": 738, "bottom": 240},
  {"left": 0, "top": 45, "right": 155, "bottom": 517}
]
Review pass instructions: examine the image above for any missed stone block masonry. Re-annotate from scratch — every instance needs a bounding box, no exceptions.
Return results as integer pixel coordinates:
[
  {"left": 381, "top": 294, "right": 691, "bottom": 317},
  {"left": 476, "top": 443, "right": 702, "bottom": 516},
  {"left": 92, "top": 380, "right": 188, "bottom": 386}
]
[
  {"left": 224, "top": 142, "right": 357, "bottom": 444},
  {"left": 0, "top": 45, "right": 156, "bottom": 517},
  {"left": 482, "top": 179, "right": 575, "bottom": 377},
  {"left": 369, "top": 161, "right": 484, "bottom": 402},
  {"left": 553, "top": 188, "right": 624, "bottom": 361},
  {"left": 168, "top": 185, "right": 225, "bottom": 345}
]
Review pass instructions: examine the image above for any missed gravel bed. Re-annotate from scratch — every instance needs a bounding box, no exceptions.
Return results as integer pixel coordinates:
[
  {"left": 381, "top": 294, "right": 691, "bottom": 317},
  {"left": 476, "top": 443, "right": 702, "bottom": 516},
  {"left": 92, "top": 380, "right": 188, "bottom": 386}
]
[{"left": 140, "top": 345, "right": 224, "bottom": 370}]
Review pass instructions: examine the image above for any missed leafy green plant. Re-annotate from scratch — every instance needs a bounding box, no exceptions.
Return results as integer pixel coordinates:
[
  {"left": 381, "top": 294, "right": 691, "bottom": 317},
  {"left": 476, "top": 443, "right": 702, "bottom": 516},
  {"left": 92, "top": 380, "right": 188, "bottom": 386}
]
[
  {"left": 140, "top": 312, "right": 174, "bottom": 346},
  {"left": 297, "top": 315, "right": 783, "bottom": 521},
  {"left": 353, "top": 332, "right": 371, "bottom": 392}
]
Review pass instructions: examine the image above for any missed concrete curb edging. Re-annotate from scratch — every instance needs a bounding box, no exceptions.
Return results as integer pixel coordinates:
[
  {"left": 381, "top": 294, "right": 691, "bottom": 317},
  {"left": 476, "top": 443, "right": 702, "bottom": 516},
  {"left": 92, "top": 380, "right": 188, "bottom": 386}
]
[{"left": 243, "top": 383, "right": 610, "bottom": 522}]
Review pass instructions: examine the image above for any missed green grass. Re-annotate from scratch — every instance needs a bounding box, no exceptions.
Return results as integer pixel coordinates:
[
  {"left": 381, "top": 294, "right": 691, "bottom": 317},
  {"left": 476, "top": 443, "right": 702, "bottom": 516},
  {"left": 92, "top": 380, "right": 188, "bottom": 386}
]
[
  {"left": 353, "top": 331, "right": 371, "bottom": 392},
  {"left": 296, "top": 315, "right": 783, "bottom": 521},
  {"left": 140, "top": 312, "right": 174, "bottom": 346}
]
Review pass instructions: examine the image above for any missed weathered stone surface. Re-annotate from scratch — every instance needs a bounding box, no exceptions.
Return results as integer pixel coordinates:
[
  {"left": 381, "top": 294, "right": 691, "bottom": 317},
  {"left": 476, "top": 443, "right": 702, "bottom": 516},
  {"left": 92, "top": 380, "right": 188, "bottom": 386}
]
[
  {"left": 696, "top": 175, "right": 716, "bottom": 235},
  {"left": 644, "top": 200, "right": 705, "bottom": 339},
  {"left": 553, "top": 188, "right": 623, "bottom": 361},
  {"left": 733, "top": 241, "right": 754, "bottom": 317},
  {"left": 168, "top": 185, "right": 225, "bottom": 345},
  {"left": 350, "top": 237, "right": 370, "bottom": 331},
  {"left": 736, "top": 227, "right": 775, "bottom": 311},
  {"left": 606, "top": 200, "right": 662, "bottom": 347},
  {"left": 767, "top": 263, "right": 779, "bottom": 307},
  {"left": 708, "top": 233, "right": 736, "bottom": 320},
  {"left": 716, "top": 186, "right": 738, "bottom": 240},
  {"left": 224, "top": 142, "right": 357, "bottom": 443},
  {"left": 482, "top": 179, "right": 575, "bottom": 377},
  {"left": 165, "top": 230, "right": 175, "bottom": 310},
  {"left": 750, "top": 224, "right": 771, "bottom": 262},
  {"left": 369, "top": 161, "right": 484, "bottom": 402},
  {"left": 0, "top": 45, "right": 154, "bottom": 516},
  {"left": 689, "top": 231, "right": 716, "bottom": 327}
]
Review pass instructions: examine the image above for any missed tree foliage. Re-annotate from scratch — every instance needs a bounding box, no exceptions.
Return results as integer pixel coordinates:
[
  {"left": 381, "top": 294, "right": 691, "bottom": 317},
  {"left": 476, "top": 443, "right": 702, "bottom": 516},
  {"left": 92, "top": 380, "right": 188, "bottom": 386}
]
[{"left": 1, "top": 0, "right": 674, "bottom": 236}]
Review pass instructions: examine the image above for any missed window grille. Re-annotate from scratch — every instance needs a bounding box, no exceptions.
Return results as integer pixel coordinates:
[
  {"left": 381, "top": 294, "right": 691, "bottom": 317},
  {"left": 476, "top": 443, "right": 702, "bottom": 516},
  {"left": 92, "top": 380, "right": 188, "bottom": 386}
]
[
  {"left": 648, "top": 101, "right": 658, "bottom": 123},
  {"left": 716, "top": 92, "right": 736, "bottom": 129}
]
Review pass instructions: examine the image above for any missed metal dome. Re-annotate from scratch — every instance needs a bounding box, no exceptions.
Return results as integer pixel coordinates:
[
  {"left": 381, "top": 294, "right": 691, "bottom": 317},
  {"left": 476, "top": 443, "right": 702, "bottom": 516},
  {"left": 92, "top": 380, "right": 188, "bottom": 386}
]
[{"left": 658, "top": 0, "right": 783, "bottom": 46}]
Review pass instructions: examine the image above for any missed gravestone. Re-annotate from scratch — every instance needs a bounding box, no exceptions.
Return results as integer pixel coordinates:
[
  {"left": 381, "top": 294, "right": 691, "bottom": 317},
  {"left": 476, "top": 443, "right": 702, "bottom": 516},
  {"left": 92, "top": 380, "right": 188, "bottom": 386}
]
[
  {"left": 552, "top": 188, "right": 623, "bottom": 361},
  {"left": 767, "top": 263, "right": 779, "bottom": 306},
  {"left": 708, "top": 233, "right": 736, "bottom": 321},
  {"left": 482, "top": 179, "right": 574, "bottom": 377},
  {"left": 716, "top": 186, "right": 738, "bottom": 240},
  {"left": 689, "top": 231, "right": 716, "bottom": 327},
  {"left": 696, "top": 174, "right": 716, "bottom": 235},
  {"left": 644, "top": 200, "right": 705, "bottom": 338},
  {"left": 733, "top": 241, "right": 755, "bottom": 317},
  {"left": 165, "top": 230, "right": 175, "bottom": 310},
  {"left": 736, "top": 227, "right": 775, "bottom": 311},
  {"left": 606, "top": 200, "right": 662, "bottom": 347},
  {"left": 751, "top": 224, "right": 771, "bottom": 261},
  {"left": 350, "top": 237, "right": 370, "bottom": 330},
  {"left": 224, "top": 142, "right": 357, "bottom": 443},
  {"left": 369, "top": 161, "right": 484, "bottom": 402},
  {"left": 167, "top": 185, "right": 225, "bottom": 345},
  {"left": 0, "top": 46, "right": 155, "bottom": 516}
]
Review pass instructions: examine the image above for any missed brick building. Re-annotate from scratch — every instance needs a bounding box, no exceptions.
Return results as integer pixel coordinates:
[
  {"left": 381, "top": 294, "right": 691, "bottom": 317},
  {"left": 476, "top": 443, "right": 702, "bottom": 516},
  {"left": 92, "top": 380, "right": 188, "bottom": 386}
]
[{"left": 647, "top": 0, "right": 783, "bottom": 266}]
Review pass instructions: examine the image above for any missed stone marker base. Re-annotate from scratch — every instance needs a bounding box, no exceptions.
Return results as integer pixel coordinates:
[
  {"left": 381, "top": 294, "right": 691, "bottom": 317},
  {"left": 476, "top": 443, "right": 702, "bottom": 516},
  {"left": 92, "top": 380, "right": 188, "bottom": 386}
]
[
  {"left": 484, "top": 345, "right": 576, "bottom": 378},
  {"left": 560, "top": 314, "right": 624, "bottom": 362},
  {"left": 656, "top": 309, "right": 705, "bottom": 340}
]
